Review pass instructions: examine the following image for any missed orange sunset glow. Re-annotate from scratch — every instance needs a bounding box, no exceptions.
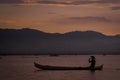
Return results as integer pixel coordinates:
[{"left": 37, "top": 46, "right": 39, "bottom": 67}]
[{"left": 0, "top": 0, "right": 120, "bottom": 35}]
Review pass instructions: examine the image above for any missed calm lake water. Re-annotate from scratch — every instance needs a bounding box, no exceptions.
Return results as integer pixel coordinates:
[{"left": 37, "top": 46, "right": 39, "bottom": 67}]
[{"left": 0, "top": 55, "right": 120, "bottom": 80}]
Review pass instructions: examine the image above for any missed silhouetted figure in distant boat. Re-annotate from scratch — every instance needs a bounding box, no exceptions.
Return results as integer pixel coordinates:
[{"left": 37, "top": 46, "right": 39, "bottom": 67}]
[{"left": 89, "top": 56, "right": 96, "bottom": 70}]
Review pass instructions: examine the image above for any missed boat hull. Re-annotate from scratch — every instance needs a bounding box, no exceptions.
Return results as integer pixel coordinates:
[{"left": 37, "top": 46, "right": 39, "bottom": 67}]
[{"left": 34, "top": 62, "right": 103, "bottom": 70}]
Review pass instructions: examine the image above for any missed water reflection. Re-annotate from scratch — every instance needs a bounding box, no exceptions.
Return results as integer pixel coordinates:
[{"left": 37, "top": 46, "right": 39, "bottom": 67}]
[{"left": 0, "top": 55, "right": 120, "bottom": 80}]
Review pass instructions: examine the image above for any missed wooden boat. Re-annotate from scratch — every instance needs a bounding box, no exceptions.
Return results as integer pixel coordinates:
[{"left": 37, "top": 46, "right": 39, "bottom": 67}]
[{"left": 34, "top": 62, "right": 103, "bottom": 70}]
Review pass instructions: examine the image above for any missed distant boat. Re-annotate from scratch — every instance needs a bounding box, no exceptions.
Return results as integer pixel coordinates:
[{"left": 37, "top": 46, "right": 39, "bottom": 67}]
[
  {"left": 103, "top": 54, "right": 107, "bottom": 56},
  {"left": 49, "top": 54, "right": 59, "bottom": 56},
  {"left": 34, "top": 62, "right": 103, "bottom": 70}
]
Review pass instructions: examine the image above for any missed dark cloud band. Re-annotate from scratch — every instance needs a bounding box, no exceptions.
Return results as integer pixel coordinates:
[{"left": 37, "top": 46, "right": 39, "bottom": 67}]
[
  {"left": 111, "top": 6, "right": 120, "bottom": 10},
  {"left": 68, "top": 16, "right": 110, "bottom": 22}
]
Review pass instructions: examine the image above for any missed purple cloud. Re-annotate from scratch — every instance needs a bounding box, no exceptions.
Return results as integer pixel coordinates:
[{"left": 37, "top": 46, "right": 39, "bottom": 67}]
[
  {"left": 0, "top": 0, "right": 24, "bottom": 4},
  {"left": 0, "top": 0, "right": 120, "bottom": 5},
  {"left": 37, "top": 0, "right": 120, "bottom": 5}
]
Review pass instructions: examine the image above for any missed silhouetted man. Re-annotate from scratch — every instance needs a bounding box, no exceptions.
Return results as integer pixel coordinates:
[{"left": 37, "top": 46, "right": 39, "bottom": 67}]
[{"left": 89, "top": 56, "right": 96, "bottom": 70}]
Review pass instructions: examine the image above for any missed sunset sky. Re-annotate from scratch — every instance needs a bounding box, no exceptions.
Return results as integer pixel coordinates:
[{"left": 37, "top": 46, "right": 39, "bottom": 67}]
[{"left": 0, "top": 0, "right": 120, "bottom": 35}]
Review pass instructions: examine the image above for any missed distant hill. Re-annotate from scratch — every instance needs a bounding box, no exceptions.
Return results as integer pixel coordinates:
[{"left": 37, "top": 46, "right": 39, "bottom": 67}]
[{"left": 0, "top": 28, "right": 120, "bottom": 55}]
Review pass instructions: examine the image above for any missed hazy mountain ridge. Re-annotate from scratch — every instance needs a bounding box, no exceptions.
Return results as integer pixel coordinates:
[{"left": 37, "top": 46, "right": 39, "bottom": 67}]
[{"left": 0, "top": 28, "right": 120, "bottom": 54}]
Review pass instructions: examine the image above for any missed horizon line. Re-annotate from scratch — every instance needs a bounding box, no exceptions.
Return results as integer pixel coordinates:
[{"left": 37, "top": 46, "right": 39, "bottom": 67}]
[{"left": 0, "top": 27, "right": 120, "bottom": 36}]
